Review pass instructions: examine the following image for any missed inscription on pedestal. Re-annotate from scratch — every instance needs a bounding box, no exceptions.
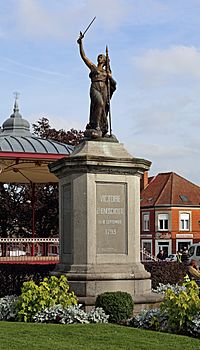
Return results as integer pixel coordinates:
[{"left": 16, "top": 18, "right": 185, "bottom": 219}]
[{"left": 96, "top": 182, "right": 127, "bottom": 254}]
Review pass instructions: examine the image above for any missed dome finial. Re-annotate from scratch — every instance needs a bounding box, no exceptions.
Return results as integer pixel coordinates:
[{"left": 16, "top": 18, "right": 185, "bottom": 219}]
[
  {"left": 1, "top": 93, "right": 31, "bottom": 135},
  {"left": 13, "top": 91, "right": 20, "bottom": 113}
]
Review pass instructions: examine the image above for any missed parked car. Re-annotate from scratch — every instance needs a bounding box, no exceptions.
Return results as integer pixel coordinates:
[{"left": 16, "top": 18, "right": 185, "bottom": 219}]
[
  {"left": 165, "top": 254, "right": 177, "bottom": 262},
  {"left": 188, "top": 244, "right": 200, "bottom": 266}
]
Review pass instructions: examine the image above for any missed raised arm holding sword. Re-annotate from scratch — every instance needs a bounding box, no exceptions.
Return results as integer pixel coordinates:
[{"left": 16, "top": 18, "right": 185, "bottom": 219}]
[{"left": 77, "top": 17, "right": 116, "bottom": 139}]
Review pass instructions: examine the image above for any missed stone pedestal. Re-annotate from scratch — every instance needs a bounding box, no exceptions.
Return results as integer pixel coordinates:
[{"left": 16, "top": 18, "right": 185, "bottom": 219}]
[{"left": 49, "top": 140, "right": 161, "bottom": 310}]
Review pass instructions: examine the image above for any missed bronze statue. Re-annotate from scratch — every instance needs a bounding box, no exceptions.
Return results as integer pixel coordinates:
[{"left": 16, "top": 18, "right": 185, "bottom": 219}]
[{"left": 77, "top": 30, "right": 117, "bottom": 138}]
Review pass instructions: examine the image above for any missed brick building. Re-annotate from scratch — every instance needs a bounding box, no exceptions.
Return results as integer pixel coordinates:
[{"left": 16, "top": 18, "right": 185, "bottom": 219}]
[{"left": 140, "top": 172, "right": 200, "bottom": 258}]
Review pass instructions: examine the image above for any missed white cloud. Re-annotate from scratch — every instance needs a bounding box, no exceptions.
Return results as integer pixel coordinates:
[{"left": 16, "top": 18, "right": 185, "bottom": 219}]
[
  {"left": 125, "top": 141, "right": 200, "bottom": 185},
  {"left": 0, "top": 67, "right": 53, "bottom": 82},
  {"left": 130, "top": 0, "right": 169, "bottom": 25},
  {"left": 0, "top": 28, "right": 5, "bottom": 37},
  {"left": 2, "top": 57, "right": 67, "bottom": 78},
  {"left": 134, "top": 46, "right": 200, "bottom": 81},
  {"left": 84, "top": 0, "right": 131, "bottom": 30},
  {"left": 132, "top": 93, "right": 195, "bottom": 135},
  {"left": 128, "top": 142, "right": 195, "bottom": 160},
  {"left": 15, "top": 0, "right": 131, "bottom": 40},
  {"left": 17, "top": 0, "right": 62, "bottom": 39},
  {"left": 128, "top": 45, "right": 200, "bottom": 142}
]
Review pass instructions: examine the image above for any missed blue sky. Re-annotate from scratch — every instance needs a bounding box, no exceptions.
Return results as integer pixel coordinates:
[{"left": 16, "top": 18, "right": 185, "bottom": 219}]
[{"left": 0, "top": 0, "right": 200, "bottom": 184}]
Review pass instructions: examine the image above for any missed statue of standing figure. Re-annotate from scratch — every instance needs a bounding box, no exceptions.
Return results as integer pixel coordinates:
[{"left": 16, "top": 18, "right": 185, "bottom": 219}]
[{"left": 77, "top": 31, "right": 117, "bottom": 138}]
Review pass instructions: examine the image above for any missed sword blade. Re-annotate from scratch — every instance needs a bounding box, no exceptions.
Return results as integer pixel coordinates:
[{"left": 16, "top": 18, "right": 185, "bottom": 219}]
[{"left": 83, "top": 16, "right": 96, "bottom": 36}]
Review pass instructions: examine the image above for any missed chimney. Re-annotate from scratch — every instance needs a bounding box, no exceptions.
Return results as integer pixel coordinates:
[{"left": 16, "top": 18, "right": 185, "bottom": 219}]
[{"left": 140, "top": 171, "right": 148, "bottom": 191}]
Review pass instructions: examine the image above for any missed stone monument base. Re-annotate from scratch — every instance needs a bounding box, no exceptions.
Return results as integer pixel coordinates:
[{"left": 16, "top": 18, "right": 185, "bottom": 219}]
[
  {"left": 50, "top": 140, "right": 163, "bottom": 313},
  {"left": 52, "top": 262, "right": 163, "bottom": 313}
]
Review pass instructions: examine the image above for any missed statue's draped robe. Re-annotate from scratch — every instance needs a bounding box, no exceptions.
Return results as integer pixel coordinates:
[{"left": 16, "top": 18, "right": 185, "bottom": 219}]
[{"left": 88, "top": 67, "right": 116, "bottom": 136}]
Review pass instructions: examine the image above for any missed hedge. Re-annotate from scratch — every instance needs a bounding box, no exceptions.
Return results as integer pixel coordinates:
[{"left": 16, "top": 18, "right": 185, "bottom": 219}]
[
  {"left": 0, "top": 264, "right": 56, "bottom": 297},
  {"left": 143, "top": 261, "right": 188, "bottom": 289},
  {"left": 0, "top": 262, "right": 188, "bottom": 297}
]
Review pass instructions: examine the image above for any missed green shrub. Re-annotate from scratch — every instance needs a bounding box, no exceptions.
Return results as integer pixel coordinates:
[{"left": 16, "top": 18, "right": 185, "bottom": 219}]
[
  {"left": 17, "top": 275, "right": 78, "bottom": 322},
  {"left": 95, "top": 291, "right": 134, "bottom": 323},
  {"left": 160, "top": 276, "right": 200, "bottom": 334}
]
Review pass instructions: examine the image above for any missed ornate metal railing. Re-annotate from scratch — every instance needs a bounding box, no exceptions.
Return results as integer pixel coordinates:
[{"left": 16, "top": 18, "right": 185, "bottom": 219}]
[{"left": 0, "top": 237, "right": 59, "bottom": 262}]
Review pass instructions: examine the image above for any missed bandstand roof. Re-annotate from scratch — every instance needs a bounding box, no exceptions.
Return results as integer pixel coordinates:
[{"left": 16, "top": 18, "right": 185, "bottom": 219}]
[{"left": 0, "top": 99, "right": 73, "bottom": 183}]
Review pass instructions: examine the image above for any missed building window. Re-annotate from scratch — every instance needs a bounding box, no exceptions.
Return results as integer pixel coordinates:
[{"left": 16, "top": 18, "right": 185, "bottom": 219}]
[
  {"left": 143, "top": 213, "right": 150, "bottom": 231},
  {"left": 156, "top": 241, "right": 170, "bottom": 257},
  {"left": 180, "top": 213, "right": 190, "bottom": 231},
  {"left": 141, "top": 240, "right": 152, "bottom": 261},
  {"left": 158, "top": 213, "right": 168, "bottom": 231},
  {"left": 177, "top": 240, "right": 192, "bottom": 252}
]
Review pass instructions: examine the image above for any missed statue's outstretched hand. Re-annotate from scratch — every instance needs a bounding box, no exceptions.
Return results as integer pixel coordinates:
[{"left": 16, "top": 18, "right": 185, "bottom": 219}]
[{"left": 77, "top": 31, "right": 84, "bottom": 44}]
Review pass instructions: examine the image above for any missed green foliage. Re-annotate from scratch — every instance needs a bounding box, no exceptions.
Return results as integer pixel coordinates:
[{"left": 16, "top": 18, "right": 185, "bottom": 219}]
[
  {"left": 160, "top": 275, "right": 200, "bottom": 334},
  {"left": 16, "top": 275, "right": 77, "bottom": 322},
  {"left": 32, "top": 117, "right": 84, "bottom": 145},
  {"left": 95, "top": 291, "right": 134, "bottom": 323}
]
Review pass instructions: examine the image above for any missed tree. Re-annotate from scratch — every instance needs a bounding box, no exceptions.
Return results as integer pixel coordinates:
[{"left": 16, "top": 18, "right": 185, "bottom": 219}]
[
  {"left": 0, "top": 183, "right": 31, "bottom": 238},
  {"left": 35, "top": 184, "right": 59, "bottom": 237},
  {"left": 32, "top": 117, "right": 84, "bottom": 145}
]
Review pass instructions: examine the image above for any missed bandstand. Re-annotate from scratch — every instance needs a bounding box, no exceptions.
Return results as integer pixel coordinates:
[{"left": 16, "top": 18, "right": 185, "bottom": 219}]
[{"left": 0, "top": 97, "right": 73, "bottom": 263}]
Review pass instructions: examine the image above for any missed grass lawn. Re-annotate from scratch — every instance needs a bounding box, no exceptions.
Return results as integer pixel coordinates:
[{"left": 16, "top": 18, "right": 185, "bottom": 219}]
[{"left": 0, "top": 323, "right": 199, "bottom": 350}]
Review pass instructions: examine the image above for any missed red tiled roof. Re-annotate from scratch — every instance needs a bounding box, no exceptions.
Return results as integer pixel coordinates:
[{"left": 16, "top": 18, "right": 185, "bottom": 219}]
[{"left": 141, "top": 172, "right": 200, "bottom": 207}]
